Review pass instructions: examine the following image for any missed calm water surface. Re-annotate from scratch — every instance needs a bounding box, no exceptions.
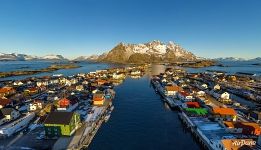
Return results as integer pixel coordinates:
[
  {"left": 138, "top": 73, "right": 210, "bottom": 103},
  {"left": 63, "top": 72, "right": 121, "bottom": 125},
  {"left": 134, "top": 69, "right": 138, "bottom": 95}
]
[{"left": 88, "top": 76, "right": 200, "bottom": 150}]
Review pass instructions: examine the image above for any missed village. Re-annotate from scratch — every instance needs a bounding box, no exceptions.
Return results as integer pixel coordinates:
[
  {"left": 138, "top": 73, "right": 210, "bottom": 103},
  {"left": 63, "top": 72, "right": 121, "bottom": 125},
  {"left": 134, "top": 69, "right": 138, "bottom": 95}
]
[
  {"left": 151, "top": 67, "right": 261, "bottom": 150},
  {"left": 0, "top": 65, "right": 146, "bottom": 149},
  {"left": 0, "top": 64, "right": 260, "bottom": 150}
]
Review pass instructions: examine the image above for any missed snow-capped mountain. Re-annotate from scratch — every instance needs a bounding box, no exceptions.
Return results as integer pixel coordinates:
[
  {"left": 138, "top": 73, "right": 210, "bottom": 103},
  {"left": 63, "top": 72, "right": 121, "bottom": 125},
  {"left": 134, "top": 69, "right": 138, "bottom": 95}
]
[
  {"left": 98, "top": 40, "right": 197, "bottom": 63},
  {"left": 213, "top": 57, "right": 261, "bottom": 62},
  {"left": 74, "top": 55, "right": 99, "bottom": 61},
  {"left": 0, "top": 53, "right": 39, "bottom": 61},
  {"left": 40, "top": 54, "right": 67, "bottom": 61},
  {"left": 213, "top": 57, "right": 246, "bottom": 61},
  {"left": 0, "top": 53, "right": 67, "bottom": 61}
]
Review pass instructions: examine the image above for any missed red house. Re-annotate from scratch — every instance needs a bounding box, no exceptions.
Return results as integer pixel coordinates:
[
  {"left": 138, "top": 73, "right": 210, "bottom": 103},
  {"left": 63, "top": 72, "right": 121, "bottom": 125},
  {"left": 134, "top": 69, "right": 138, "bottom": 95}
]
[
  {"left": 0, "top": 98, "right": 12, "bottom": 108},
  {"left": 186, "top": 102, "right": 200, "bottom": 108}
]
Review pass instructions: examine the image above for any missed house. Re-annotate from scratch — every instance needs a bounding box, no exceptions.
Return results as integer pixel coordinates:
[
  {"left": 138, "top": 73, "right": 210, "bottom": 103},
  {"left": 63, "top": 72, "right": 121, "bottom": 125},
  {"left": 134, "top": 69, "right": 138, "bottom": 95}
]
[
  {"left": 0, "top": 98, "right": 13, "bottom": 109},
  {"left": 201, "top": 84, "right": 208, "bottom": 90},
  {"left": 36, "top": 80, "right": 48, "bottom": 87},
  {"left": 130, "top": 70, "right": 141, "bottom": 75},
  {"left": 24, "top": 87, "right": 39, "bottom": 95},
  {"left": 13, "top": 81, "right": 23, "bottom": 86},
  {"left": 49, "top": 78, "right": 59, "bottom": 85},
  {"left": 196, "top": 91, "right": 206, "bottom": 97},
  {"left": 93, "top": 91, "right": 105, "bottom": 106},
  {"left": 56, "top": 96, "right": 79, "bottom": 112},
  {"left": 219, "top": 92, "right": 232, "bottom": 104},
  {"left": 0, "top": 87, "right": 15, "bottom": 97},
  {"left": 29, "top": 100, "right": 43, "bottom": 111},
  {"left": 44, "top": 112, "right": 81, "bottom": 137},
  {"left": 164, "top": 85, "right": 182, "bottom": 97},
  {"left": 221, "top": 92, "right": 230, "bottom": 100},
  {"left": 186, "top": 102, "right": 200, "bottom": 108},
  {"left": 213, "top": 84, "right": 221, "bottom": 91},
  {"left": 227, "top": 75, "right": 237, "bottom": 81},
  {"left": 178, "top": 91, "right": 193, "bottom": 101},
  {"left": 212, "top": 107, "right": 237, "bottom": 121},
  {"left": 69, "top": 78, "right": 78, "bottom": 85},
  {"left": 97, "top": 79, "right": 107, "bottom": 86},
  {"left": 75, "top": 85, "right": 84, "bottom": 91},
  {"left": 223, "top": 121, "right": 261, "bottom": 136},
  {"left": 0, "top": 108, "right": 20, "bottom": 124},
  {"left": 161, "top": 78, "right": 167, "bottom": 83},
  {"left": 112, "top": 73, "right": 125, "bottom": 80}
]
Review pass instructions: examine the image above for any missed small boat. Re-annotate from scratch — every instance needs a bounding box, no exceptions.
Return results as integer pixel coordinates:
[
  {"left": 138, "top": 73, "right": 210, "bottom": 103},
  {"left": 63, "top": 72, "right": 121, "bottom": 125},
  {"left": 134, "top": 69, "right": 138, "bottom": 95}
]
[
  {"left": 110, "top": 106, "right": 114, "bottom": 111},
  {"left": 104, "top": 113, "right": 111, "bottom": 122}
]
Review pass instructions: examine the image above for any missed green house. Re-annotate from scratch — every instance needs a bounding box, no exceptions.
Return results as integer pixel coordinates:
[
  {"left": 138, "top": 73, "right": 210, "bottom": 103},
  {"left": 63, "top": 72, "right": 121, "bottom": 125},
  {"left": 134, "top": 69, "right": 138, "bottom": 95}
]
[
  {"left": 44, "top": 111, "right": 81, "bottom": 137},
  {"left": 185, "top": 108, "right": 208, "bottom": 116}
]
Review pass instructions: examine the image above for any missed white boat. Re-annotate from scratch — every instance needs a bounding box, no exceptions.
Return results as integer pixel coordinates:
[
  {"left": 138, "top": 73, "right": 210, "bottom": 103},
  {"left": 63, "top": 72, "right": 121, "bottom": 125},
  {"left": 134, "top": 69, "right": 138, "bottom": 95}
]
[{"left": 104, "top": 114, "right": 111, "bottom": 122}]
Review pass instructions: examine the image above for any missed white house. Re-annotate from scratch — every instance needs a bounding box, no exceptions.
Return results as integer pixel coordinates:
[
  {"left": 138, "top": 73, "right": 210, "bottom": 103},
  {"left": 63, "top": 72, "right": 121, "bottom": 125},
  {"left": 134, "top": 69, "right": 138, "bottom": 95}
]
[
  {"left": 221, "top": 92, "right": 230, "bottom": 100},
  {"left": 13, "top": 81, "right": 23, "bottom": 86},
  {"left": 201, "top": 84, "right": 208, "bottom": 90},
  {"left": 164, "top": 86, "right": 180, "bottom": 97},
  {"left": 130, "top": 70, "right": 141, "bottom": 75},
  {"left": 197, "top": 91, "right": 206, "bottom": 97},
  {"left": 112, "top": 73, "right": 125, "bottom": 80},
  {"left": 214, "top": 84, "right": 221, "bottom": 90},
  {"left": 29, "top": 101, "right": 43, "bottom": 111}
]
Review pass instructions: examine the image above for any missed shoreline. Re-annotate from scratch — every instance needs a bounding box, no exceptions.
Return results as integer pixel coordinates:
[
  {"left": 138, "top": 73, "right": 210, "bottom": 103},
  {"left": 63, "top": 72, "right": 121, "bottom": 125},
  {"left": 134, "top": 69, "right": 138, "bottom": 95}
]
[{"left": 0, "top": 63, "right": 81, "bottom": 78}]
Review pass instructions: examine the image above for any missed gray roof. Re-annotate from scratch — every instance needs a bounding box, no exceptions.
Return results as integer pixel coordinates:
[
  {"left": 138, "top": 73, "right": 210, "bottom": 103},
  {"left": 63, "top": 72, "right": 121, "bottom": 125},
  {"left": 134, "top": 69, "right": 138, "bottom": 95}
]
[
  {"left": 0, "top": 108, "right": 16, "bottom": 116},
  {"left": 44, "top": 111, "right": 74, "bottom": 125}
]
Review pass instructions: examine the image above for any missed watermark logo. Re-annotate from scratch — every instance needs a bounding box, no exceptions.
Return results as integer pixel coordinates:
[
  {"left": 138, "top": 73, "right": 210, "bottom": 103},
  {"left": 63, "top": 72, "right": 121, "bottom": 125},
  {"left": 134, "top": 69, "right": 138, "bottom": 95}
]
[{"left": 232, "top": 140, "right": 256, "bottom": 147}]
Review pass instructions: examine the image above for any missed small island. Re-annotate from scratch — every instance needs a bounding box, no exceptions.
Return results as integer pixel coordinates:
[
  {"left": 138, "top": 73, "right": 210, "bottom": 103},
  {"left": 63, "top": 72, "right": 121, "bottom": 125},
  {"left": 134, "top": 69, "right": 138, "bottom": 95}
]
[
  {"left": 174, "top": 60, "right": 216, "bottom": 68},
  {"left": 0, "top": 63, "right": 81, "bottom": 78}
]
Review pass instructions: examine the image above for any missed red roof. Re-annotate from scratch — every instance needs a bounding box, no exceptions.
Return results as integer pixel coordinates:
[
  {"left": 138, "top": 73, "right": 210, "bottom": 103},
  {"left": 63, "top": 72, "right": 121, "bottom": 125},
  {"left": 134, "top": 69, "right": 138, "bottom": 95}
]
[
  {"left": 0, "top": 87, "right": 14, "bottom": 93},
  {"left": 179, "top": 91, "right": 189, "bottom": 97},
  {"left": 58, "top": 98, "right": 70, "bottom": 108},
  {"left": 186, "top": 102, "right": 200, "bottom": 108},
  {"left": 0, "top": 98, "right": 12, "bottom": 106}
]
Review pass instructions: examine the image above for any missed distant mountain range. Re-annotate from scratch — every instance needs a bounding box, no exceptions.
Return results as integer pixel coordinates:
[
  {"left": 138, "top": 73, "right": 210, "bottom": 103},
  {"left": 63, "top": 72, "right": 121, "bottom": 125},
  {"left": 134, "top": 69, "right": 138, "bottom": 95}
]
[
  {"left": 213, "top": 57, "right": 261, "bottom": 62},
  {"left": 0, "top": 53, "right": 68, "bottom": 61},
  {"left": 4, "top": 40, "right": 258, "bottom": 63},
  {"left": 75, "top": 40, "right": 198, "bottom": 63}
]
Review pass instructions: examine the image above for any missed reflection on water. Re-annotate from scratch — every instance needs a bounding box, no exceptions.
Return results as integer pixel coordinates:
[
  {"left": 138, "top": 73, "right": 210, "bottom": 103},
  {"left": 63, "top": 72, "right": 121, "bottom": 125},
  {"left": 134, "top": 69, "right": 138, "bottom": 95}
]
[
  {"left": 88, "top": 76, "right": 200, "bottom": 150},
  {"left": 150, "top": 64, "right": 166, "bottom": 76}
]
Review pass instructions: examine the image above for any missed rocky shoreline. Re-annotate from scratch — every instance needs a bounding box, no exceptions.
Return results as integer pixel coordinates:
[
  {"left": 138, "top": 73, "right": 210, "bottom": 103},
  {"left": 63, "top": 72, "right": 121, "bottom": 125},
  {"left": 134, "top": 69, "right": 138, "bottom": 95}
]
[{"left": 0, "top": 63, "right": 80, "bottom": 78}]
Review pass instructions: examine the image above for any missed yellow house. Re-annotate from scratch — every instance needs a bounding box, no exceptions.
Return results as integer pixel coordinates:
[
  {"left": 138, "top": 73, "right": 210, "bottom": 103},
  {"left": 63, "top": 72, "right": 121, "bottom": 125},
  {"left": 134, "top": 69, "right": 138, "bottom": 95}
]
[{"left": 93, "top": 92, "right": 105, "bottom": 106}]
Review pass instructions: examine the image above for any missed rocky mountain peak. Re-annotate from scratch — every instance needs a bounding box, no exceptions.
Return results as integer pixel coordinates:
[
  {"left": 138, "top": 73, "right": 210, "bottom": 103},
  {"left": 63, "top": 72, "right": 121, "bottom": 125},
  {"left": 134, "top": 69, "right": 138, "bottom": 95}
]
[{"left": 98, "top": 40, "right": 197, "bottom": 63}]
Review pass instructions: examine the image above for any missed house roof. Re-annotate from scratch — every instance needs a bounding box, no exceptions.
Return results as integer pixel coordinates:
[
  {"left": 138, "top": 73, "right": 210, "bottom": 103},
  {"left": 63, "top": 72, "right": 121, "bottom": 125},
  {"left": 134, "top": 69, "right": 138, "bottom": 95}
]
[
  {"left": 0, "top": 98, "right": 12, "bottom": 106},
  {"left": 212, "top": 107, "right": 236, "bottom": 116},
  {"left": 165, "top": 86, "right": 181, "bottom": 92},
  {"left": 0, "top": 87, "right": 14, "bottom": 93},
  {"left": 186, "top": 102, "right": 200, "bottom": 108},
  {"left": 179, "top": 91, "right": 190, "bottom": 97},
  {"left": 44, "top": 111, "right": 74, "bottom": 125},
  {"left": 0, "top": 108, "right": 16, "bottom": 115}
]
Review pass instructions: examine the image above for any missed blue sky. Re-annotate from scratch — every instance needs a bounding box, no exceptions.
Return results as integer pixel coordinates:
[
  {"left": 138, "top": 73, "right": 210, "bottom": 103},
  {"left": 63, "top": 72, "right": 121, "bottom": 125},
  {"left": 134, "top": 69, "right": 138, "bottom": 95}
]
[{"left": 0, "top": 0, "right": 260, "bottom": 59}]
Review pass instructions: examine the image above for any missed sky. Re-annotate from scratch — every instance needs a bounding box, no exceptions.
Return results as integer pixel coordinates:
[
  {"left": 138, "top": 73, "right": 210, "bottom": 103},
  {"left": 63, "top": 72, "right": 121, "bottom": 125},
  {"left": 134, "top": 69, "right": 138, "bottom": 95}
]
[{"left": 0, "top": 0, "right": 260, "bottom": 59}]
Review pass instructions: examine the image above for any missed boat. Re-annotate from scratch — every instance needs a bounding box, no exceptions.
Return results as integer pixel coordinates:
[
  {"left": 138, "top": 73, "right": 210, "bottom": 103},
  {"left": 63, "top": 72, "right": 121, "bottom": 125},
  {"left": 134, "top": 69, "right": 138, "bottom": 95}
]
[{"left": 104, "top": 113, "right": 111, "bottom": 122}]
